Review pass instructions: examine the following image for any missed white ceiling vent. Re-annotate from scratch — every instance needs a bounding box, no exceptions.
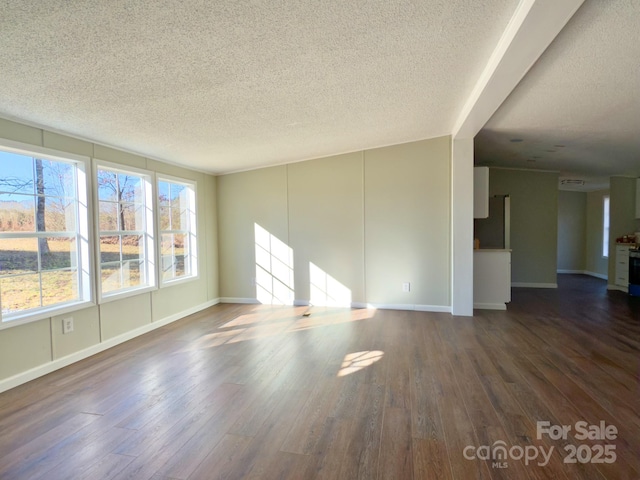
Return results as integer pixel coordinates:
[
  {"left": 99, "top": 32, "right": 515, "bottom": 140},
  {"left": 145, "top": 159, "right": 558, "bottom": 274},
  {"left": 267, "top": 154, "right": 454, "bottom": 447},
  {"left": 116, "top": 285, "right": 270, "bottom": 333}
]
[{"left": 560, "top": 179, "right": 585, "bottom": 186}]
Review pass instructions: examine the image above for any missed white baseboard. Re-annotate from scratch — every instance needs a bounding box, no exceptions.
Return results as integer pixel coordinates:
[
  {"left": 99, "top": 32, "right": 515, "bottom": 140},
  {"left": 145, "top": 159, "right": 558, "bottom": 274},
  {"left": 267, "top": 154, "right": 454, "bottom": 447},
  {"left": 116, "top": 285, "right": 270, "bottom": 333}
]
[
  {"left": 511, "top": 282, "right": 558, "bottom": 289},
  {"left": 473, "top": 303, "right": 507, "bottom": 311},
  {"left": 220, "top": 298, "right": 451, "bottom": 313},
  {"left": 351, "top": 302, "right": 369, "bottom": 309},
  {"left": 557, "top": 270, "right": 608, "bottom": 281},
  {"left": 366, "top": 303, "right": 452, "bottom": 313},
  {"left": 220, "top": 297, "right": 260, "bottom": 304},
  {"left": 584, "top": 271, "right": 608, "bottom": 280},
  {"left": 607, "top": 284, "right": 628, "bottom": 293},
  {"left": 0, "top": 298, "right": 220, "bottom": 394}
]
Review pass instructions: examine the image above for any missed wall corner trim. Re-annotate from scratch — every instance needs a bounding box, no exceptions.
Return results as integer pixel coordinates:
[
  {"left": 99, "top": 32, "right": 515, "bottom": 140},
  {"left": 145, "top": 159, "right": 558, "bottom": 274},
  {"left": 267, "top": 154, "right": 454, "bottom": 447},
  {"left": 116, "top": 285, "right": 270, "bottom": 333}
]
[{"left": 0, "top": 298, "right": 220, "bottom": 394}]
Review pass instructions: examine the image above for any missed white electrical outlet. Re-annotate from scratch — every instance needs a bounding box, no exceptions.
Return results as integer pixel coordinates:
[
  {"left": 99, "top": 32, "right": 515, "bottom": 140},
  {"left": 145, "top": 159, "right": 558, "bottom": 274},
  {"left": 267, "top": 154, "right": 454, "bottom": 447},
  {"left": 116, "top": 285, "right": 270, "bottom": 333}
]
[
  {"left": 62, "top": 317, "right": 74, "bottom": 334},
  {"left": 402, "top": 282, "right": 411, "bottom": 292}
]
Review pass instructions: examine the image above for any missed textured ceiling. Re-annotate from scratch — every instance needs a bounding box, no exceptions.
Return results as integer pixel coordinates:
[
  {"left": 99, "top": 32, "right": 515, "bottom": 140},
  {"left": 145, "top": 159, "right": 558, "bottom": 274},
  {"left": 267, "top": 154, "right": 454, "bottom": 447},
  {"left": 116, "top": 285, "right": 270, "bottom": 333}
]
[
  {"left": 0, "top": 0, "right": 518, "bottom": 173},
  {"left": 475, "top": 0, "right": 640, "bottom": 191}
]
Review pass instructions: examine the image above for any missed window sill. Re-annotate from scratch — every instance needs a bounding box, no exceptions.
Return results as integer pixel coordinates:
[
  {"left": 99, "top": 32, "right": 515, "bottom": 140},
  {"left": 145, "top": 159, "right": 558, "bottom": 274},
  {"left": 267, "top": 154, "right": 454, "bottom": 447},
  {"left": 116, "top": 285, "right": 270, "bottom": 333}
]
[
  {"left": 0, "top": 300, "right": 96, "bottom": 330},
  {"left": 159, "top": 273, "right": 200, "bottom": 289},
  {"left": 98, "top": 285, "right": 158, "bottom": 304}
]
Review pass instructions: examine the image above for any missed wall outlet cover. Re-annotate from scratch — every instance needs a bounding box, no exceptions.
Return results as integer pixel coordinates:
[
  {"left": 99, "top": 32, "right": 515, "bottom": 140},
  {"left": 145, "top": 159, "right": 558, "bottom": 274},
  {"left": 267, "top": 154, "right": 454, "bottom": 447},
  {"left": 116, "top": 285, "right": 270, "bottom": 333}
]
[{"left": 62, "top": 317, "right": 74, "bottom": 334}]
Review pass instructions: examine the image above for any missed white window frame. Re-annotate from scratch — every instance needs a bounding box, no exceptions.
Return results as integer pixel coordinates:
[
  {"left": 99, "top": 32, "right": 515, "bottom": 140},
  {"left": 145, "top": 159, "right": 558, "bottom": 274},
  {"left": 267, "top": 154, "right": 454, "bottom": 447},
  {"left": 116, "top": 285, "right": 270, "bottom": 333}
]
[
  {"left": 157, "top": 174, "right": 198, "bottom": 287},
  {"left": 0, "top": 139, "right": 94, "bottom": 329},
  {"left": 94, "top": 160, "right": 156, "bottom": 303},
  {"left": 603, "top": 195, "right": 610, "bottom": 258}
]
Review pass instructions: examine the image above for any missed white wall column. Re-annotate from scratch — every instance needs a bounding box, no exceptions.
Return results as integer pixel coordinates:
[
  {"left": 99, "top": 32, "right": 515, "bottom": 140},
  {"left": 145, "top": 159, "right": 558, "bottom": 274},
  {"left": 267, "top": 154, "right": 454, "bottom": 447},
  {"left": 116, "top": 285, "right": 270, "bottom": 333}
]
[
  {"left": 449, "top": 0, "right": 584, "bottom": 316},
  {"left": 451, "top": 137, "right": 474, "bottom": 316}
]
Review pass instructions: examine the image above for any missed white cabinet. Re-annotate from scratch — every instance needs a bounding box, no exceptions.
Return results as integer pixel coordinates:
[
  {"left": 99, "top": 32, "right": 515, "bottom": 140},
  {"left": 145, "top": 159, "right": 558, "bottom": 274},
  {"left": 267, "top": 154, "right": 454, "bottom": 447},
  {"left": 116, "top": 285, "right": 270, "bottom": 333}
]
[
  {"left": 474, "top": 250, "right": 511, "bottom": 309},
  {"left": 636, "top": 178, "right": 640, "bottom": 218},
  {"left": 614, "top": 244, "right": 630, "bottom": 291},
  {"left": 474, "top": 167, "right": 489, "bottom": 219}
]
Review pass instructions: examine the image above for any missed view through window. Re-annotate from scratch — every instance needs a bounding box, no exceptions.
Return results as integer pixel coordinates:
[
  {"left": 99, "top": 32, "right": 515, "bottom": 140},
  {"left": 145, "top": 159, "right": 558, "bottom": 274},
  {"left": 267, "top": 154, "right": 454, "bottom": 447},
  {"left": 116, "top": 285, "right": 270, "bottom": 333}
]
[
  {"left": 0, "top": 149, "right": 89, "bottom": 320},
  {"left": 158, "top": 178, "right": 197, "bottom": 283},
  {"left": 97, "top": 164, "right": 154, "bottom": 297}
]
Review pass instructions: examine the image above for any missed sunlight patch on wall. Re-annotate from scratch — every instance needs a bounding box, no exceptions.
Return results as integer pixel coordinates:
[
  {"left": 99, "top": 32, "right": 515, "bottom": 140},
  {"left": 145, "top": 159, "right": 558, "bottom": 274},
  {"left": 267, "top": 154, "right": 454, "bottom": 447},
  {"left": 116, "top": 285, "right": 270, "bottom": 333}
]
[
  {"left": 255, "top": 223, "right": 294, "bottom": 305},
  {"left": 309, "top": 262, "right": 351, "bottom": 307},
  {"left": 337, "top": 350, "right": 384, "bottom": 377}
]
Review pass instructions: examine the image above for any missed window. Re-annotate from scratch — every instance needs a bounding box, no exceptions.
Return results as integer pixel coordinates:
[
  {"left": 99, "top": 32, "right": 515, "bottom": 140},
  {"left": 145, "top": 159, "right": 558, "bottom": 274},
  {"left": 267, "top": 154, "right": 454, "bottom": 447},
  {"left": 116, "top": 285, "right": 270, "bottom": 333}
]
[
  {"left": 96, "top": 163, "right": 155, "bottom": 299},
  {"left": 603, "top": 195, "right": 610, "bottom": 257},
  {"left": 158, "top": 177, "right": 197, "bottom": 284},
  {"left": 0, "top": 144, "right": 91, "bottom": 325}
]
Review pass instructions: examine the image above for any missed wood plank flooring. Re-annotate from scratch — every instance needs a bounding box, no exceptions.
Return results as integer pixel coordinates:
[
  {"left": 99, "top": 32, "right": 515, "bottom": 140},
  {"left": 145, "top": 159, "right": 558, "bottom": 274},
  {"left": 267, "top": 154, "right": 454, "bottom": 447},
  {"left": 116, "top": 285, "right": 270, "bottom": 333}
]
[{"left": 0, "top": 274, "right": 638, "bottom": 479}]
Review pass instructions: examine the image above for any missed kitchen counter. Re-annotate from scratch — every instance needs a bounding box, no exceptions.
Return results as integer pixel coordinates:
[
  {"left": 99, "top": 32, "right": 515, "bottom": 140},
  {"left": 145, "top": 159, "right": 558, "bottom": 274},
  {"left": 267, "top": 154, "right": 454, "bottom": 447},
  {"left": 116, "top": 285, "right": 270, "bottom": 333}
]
[{"left": 474, "top": 250, "right": 511, "bottom": 310}]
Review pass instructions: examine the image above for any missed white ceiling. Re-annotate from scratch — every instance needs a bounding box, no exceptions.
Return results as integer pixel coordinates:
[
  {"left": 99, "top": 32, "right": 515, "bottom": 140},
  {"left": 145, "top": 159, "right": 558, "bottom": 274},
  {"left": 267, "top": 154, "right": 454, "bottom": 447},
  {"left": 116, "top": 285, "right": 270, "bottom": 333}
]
[
  {"left": 475, "top": 0, "right": 640, "bottom": 191},
  {"left": 0, "top": 1, "right": 636, "bottom": 182},
  {"left": 0, "top": 0, "right": 521, "bottom": 173}
]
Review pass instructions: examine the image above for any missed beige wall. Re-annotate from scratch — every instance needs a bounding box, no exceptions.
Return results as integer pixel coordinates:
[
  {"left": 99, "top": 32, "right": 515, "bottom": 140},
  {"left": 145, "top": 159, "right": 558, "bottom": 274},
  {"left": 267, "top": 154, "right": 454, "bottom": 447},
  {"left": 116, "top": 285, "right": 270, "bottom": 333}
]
[
  {"left": 557, "top": 191, "right": 586, "bottom": 272},
  {"left": 608, "top": 176, "right": 637, "bottom": 283},
  {"left": 489, "top": 169, "right": 559, "bottom": 285},
  {"left": 217, "top": 136, "right": 452, "bottom": 308},
  {"left": 0, "top": 118, "right": 219, "bottom": 383},
  {"left": 288, "top": 153, "right": 365, "bottom": 304},
  {"left": 585, "top": 190, "right": 609, "bottom": 278},
  {"left": 217, "top": 166, "right": 289, "bottom": 300},
  {"left": 364, "top": 139, "right": 451, "bottom": 306}
]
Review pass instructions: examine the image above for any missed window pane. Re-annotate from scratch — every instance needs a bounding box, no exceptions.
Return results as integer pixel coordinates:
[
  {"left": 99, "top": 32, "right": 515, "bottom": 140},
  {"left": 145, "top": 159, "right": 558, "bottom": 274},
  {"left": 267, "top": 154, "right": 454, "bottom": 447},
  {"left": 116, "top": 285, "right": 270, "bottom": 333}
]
[
  {"left": 121, "top": 204, "right": 144, "bottom": 231},
  {"left": 42, "top": 269, "right": 78, "bottom": 306},
  {"left": 41, "top": 159, "right": 75, "bottom": 198},
  {"left": 0, "top": 194, "right": 35, "bottom": 232},
  {"left": 41, "top": 197, "right": 76, "bottom": 232},
  {"left": 118, "top": 174, "right": 142, "bottom": 203},
  {"left": 158, "top": 179, "right": 196, "bottom": 284},
  {"left": 101, "top": 264, "right": 122, "bottom": 293},
  {"left": 174, "top": 233, "right": 188, "bottom": 277},
  {"left": 99, "top": 202, "right": 118, "bottom": 231},
  {"left": 161, "top": 233, "right": 186, "bottom": 280},
  {"left": 161, "top": 233, "right": 173, "bottom": 255},
  {"left": 100, "top": 235, "right": 121, "bottom": 263},
  {"left": 0, "top": 273, "right": 41, "bottom": 313},
  {"left": 0, "top": 237, "right": 38, "bottom": 275},
  {"left": 122, "top": 260, "right": 143, "bottom": 287},
  {"left": 170, "top": 184, "right": 186, "bottom": 204},
  {"left": 171, "top": 206, "right": 188, "bottom": 231},
  {"left": 158, "top": 181, "right": 170, "bottom": 206},
  {"left": 97, "top": 170, "right": 117, "bottom": 201},
  {"left": 161, "top": 255, "right": 173, "bottom": 280},
  {"left": 41, "top": 237, "right": 76, "bottom": 270},
  {"left": 161, "top": 233, "right": 174, "bottom": 280},
  {"left": 159, "top": 206, "right": 171, "bottom": 230},
  {"left": 0, "top": 152, "right": 34, "bottom": 194},
  {"left": 122, "top": 235, "right": 143, "bottom": 262}
]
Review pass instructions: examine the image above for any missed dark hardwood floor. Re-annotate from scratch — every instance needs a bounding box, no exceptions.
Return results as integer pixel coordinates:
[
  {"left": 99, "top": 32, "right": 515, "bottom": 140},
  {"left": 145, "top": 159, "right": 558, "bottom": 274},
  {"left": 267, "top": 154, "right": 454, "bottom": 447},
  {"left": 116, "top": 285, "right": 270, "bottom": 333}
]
[{"left": 0, "top": 274, "right": 638, "bottom": 479}]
